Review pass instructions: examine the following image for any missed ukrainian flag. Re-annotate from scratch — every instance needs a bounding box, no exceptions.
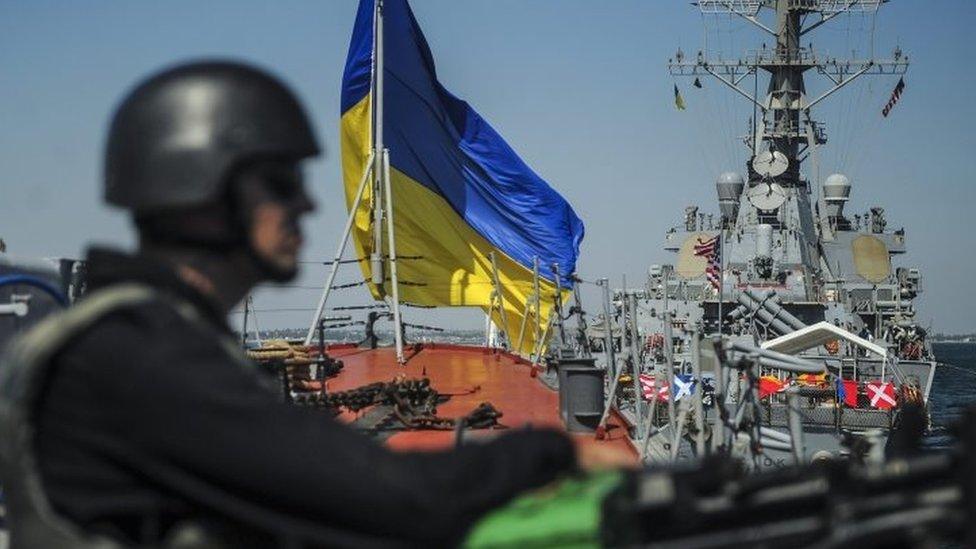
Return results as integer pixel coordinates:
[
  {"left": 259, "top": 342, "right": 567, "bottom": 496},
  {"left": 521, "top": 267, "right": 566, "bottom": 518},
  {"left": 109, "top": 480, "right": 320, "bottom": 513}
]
[{"left": 340, "top": 0, "right": 584, "bottom": 356}]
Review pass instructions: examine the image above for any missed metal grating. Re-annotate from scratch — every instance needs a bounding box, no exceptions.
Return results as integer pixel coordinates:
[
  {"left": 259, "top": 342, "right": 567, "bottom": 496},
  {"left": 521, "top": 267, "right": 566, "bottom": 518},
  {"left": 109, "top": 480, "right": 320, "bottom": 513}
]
[
  {"left": 813, "top": 0, "right": 883, "bottom": 13},
  {"left": 697, "top": 0, "right": 882, "bottom": 15},
  {"left": 697, "top": 0, "right": 763, "bottom": 16},
  {"left": 761, "top": 403, "right": 892, "bottom": 428}
]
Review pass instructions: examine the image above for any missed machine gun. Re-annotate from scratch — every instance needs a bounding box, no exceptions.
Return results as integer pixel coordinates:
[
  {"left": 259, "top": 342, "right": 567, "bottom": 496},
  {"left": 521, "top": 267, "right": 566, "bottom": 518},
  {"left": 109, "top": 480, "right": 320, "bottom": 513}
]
[
  {"left": 466, "top": 406, "right": 975, "bottom": 548},
  {"left": 602, "top": 399, "right": 969, "bottom": 548},
  {"left": 603, "top": 450, "right": 966, "bottom": 547}
]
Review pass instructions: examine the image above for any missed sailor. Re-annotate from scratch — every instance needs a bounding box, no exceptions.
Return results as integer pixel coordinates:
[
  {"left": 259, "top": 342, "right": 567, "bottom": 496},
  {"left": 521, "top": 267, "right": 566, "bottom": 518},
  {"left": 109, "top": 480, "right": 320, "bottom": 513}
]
[{"left": 0, "top": 61, "right": 631, "bottom": 548}]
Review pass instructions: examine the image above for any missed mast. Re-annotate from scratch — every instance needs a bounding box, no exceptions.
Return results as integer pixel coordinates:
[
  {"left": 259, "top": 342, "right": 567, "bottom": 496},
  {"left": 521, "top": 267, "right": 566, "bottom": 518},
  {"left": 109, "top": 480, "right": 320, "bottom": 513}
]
[
  {"left": 671, "top": 0, "right": 908, "bottom": 188},
  {"left": 669, "top": 0, "right": 907, "bottom": 308},
  {"left": 767, "top": 2, "right": 803, "bottom": 185}
]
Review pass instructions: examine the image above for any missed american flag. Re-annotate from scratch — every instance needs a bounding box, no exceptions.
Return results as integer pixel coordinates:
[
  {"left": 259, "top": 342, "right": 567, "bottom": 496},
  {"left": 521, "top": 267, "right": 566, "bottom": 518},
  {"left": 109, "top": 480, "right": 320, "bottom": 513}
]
[
  {"left": 882, "top": 77, "right": 905, "bottom": 118},
  {"left": 693, "top": 234, "right": 722, "bottom": 291}
]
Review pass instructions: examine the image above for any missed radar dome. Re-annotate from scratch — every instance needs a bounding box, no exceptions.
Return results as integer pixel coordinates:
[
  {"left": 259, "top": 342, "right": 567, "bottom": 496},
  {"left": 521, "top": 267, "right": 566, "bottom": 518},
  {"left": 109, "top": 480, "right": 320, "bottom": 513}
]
[
  {"left": 823, "top": 174, "right": 851, "bottom": 218},
  {"left": 823, "top": 173, "right": 852, "bottom": 200},
  {"left": 716, "top": 172, "right": 745, "bottom": 221}
]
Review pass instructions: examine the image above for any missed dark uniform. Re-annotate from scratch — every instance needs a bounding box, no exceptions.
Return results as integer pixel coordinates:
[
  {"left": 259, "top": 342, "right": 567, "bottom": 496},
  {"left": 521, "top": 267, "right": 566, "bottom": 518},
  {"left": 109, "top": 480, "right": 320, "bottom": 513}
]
[{"left": 4, "top": 61, "right": 578, "bottom": 548}]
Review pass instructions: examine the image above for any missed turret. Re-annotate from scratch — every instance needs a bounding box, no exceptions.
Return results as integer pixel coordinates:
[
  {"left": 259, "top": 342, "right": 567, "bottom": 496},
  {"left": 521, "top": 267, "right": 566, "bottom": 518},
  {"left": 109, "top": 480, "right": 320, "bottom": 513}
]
[
  {"left": 716, "top": 172, "right": 745, "bottom": 223},
  {"left": 822, "top": 173, "right": 852, "bottom": 220}
]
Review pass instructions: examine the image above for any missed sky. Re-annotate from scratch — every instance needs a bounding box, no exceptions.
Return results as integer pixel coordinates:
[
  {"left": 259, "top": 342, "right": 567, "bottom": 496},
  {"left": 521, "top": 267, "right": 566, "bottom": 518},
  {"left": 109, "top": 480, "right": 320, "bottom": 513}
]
[{"left": 1, "top": 0, "right": 974, "bottom": 334}]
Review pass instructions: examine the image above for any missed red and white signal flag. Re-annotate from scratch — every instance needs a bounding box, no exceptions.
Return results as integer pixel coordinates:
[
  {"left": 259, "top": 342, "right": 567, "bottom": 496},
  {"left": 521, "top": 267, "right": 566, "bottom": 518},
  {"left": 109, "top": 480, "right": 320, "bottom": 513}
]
[
  {"left": 638, "top": 374, "right": 670, "bottom": 402},
  {"left": 866, "top": 381, "right": 897, "bottom": 410}
]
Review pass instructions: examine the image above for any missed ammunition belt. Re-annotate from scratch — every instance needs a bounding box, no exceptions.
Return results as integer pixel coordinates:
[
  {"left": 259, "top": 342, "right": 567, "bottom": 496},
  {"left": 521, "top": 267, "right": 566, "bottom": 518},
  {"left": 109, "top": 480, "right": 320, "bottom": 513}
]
[{"left": 290, "top": 377, "right": 502, "bottom": 432}]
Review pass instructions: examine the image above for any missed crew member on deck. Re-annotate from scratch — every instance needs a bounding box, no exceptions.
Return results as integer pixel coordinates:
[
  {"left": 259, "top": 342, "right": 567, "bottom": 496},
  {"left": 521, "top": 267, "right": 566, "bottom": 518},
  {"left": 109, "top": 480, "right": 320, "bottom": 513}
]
[{"left": 0, "top": 61, "right": 631, "bottom": 548}]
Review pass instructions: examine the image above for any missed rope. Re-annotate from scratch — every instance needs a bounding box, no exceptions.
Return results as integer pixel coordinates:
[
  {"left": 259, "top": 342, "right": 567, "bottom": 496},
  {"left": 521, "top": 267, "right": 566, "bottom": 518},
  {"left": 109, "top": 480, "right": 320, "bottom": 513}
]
[
  {"left": 299, "top": 255, "right": 424, "bottom": 266},
  {"left": 232, "top": 302, "right": 437, "bottom": 314},
  {"left": 264, "top": 276, "right": 428, "bottom": 290},
  {"left": 230, "top": 307, "right": 318, "bottom": 314},
  {"left": 298, "top": 258, "right": 364, "bottom": 266}
]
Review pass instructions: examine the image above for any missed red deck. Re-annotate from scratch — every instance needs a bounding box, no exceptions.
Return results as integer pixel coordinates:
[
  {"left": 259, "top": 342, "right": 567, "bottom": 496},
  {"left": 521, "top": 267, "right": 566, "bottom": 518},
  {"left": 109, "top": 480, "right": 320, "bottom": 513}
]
[{"left": 326, "top": 344, "right": 636, "bottom": 459}]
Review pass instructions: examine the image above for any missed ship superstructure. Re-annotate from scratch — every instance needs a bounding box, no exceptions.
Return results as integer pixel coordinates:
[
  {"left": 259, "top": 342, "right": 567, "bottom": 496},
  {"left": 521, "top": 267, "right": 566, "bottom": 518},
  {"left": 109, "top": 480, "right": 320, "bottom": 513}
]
[{"left": 582, "top": 0, "right": 936, "bottom": 467}]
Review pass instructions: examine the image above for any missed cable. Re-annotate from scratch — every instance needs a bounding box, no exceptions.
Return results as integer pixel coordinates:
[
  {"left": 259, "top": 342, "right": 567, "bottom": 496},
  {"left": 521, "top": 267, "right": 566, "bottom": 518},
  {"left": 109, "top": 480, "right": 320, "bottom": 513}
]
[
  {"left": 297, "top": 255, "right": 423, "bottom": 266},
  {"left": 257, "top": 284, "right": 327, "bottom": 290},
  {"left": 330, "top": 281, "right": 365, "bottom": 290},
  {"left": 402, "top": 322, "right": 445, "bottom": 332},
  {"left": 297, "top": 258, "right": 363, "bottom": 266},
  {"left": 230, "top": 307, "right": 318, "bottom": 314}
]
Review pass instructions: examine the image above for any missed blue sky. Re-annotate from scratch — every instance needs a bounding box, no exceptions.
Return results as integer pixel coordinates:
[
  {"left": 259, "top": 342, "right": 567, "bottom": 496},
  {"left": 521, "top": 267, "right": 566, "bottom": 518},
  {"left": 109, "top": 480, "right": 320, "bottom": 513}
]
[{"left": 1, "top": 1, "right": 973, "bottom": 333}]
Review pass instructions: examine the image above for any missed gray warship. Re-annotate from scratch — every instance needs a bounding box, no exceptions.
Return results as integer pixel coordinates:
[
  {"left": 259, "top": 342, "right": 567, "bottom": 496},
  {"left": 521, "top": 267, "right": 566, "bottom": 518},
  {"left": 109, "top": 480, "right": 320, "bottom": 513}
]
[{"left": 565, "top": 0, "right": 936, "bottom": 468}]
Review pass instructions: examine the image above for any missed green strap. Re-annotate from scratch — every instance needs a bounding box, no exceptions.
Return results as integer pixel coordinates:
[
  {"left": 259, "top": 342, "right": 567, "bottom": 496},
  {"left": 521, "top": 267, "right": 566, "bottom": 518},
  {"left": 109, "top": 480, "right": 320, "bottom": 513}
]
[{"left": 463, "top": 472, "right": 622, "bottom": 549}]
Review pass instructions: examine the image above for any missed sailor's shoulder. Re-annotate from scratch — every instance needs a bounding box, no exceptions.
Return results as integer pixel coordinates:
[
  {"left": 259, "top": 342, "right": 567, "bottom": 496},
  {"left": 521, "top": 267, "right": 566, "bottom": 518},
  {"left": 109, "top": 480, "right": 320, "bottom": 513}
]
[
  {"left": 70, "top": 284, "right": 194, "bottom": 334},
  {"left": 49, "top": 284, "right": 216, "bottom": 364}
]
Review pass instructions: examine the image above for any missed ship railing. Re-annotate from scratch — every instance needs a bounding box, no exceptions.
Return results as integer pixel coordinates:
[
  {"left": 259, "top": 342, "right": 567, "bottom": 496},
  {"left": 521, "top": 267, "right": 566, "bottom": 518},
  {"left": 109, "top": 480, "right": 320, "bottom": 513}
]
[
  {"left": 632, "top": 376, "right": 894, "bottom": 432},
  {"left": 746, "top": 47, "right": 819, "bottom": 67},
  {"left": 695, "top": 0, "right": 762, "bottom": 16},
  {"left": 760, "top": 398, "right": 893, "bottom": 430},
  {"left": 810, "top": 0, "right": 883, "bottom": 13},
  {"left": 628, "top": 336, "right": 909, "bottom": 464}
]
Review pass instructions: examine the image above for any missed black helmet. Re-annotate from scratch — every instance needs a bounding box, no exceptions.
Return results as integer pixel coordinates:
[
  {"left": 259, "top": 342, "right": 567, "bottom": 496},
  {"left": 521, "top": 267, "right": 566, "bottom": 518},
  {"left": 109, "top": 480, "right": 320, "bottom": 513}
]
[{"left": 105, "top": 60, "right": 321, "bottom": 212}]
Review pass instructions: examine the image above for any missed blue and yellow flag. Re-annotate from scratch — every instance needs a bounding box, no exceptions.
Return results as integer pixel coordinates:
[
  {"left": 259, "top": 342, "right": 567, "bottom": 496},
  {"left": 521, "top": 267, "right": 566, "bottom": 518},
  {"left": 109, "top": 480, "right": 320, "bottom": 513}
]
[{"left": 340, "top": 0, "right": 584, "bottom": 355}]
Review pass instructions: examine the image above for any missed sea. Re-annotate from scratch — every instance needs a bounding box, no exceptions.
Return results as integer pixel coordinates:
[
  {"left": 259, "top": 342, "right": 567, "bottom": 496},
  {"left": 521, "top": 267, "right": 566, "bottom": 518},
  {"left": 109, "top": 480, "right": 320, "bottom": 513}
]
[{"left": 927, "top": 342, "right": 976, "bottom": 448}]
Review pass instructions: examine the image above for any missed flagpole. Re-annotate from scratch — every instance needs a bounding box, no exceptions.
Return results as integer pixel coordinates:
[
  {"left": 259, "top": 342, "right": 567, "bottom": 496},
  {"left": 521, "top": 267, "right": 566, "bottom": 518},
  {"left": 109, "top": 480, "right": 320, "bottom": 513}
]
[
  {"left": 717, "top": 226, "right": 724, "bottom": 336},
  {"left": 370, "top": 0, "right": 385, "bottom": 291},
  {"left": 383, "top": 148, "right": 405, "bottom": 364},
  {"left": 371, "top": 0, "right": 404, "bottom": 363}
]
